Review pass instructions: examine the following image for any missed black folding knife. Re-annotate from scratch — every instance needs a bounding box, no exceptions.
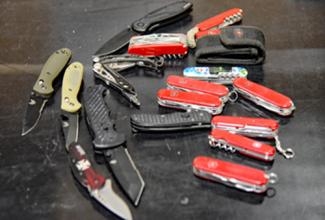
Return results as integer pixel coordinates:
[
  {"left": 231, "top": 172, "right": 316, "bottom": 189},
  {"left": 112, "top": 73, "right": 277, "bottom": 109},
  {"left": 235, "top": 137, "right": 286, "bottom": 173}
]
[
  {"left": 93, "top": 1, "right": 193, "bottom": 58},
  {"left": 130, "top": 111, "right": 212, "bottom": 132},
  {"left": 83, "top": 85, "right": 145, "bottom": 206}
]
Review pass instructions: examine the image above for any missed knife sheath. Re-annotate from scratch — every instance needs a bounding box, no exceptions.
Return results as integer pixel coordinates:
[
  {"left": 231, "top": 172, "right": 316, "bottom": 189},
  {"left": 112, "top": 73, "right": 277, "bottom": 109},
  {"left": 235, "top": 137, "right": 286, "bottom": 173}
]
[
  {"left": 130, "top": 111, "right": 212, "bottom": 132},
  {"left": 195, "top": 26, "right": 266, "bottom": 65}
]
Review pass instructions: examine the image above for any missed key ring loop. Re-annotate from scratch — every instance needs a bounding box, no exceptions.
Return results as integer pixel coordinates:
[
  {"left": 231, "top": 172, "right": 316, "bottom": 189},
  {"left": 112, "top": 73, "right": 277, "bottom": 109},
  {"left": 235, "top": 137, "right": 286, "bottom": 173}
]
[
  {"left": 274, "top": 136, "right": 295, "bottom": 159},
  {"left": 267, "top": 172, "right": 278, "bottom": 184},
  {"left": 228, "top": 90, "right": 238, "bottom": 103}
]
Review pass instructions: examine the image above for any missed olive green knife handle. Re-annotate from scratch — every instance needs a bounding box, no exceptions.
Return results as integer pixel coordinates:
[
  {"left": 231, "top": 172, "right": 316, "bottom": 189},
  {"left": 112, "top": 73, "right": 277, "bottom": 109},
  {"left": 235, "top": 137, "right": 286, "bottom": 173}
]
[
  {"left": 61, "top": 62, "right": 84, "bottom": 113},
  {"left": 33, "top": 48, "right": 72, "bottom": 96}
]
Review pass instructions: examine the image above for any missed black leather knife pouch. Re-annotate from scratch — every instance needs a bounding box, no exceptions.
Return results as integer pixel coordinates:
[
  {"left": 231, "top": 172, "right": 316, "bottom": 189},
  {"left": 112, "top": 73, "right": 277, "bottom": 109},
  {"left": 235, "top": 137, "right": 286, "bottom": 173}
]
[{"left": 195, "top": 26, "right": 266, "bottom": 65}]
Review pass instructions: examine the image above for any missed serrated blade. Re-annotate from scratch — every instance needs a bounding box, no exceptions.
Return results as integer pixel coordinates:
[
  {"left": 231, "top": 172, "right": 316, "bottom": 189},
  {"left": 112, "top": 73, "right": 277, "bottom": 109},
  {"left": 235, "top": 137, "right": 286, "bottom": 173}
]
[
  {"left": 105, "top": 147, "right": 145, "bottom": 206},
  {"left": 21, "top": 93, "right": 48, "bottom": 136},
  {"left": 93, "top": 28, "right": 139, "bottom": 58},
  {"left": 91, "top": 179, "right": 133, "bottom": 220}
]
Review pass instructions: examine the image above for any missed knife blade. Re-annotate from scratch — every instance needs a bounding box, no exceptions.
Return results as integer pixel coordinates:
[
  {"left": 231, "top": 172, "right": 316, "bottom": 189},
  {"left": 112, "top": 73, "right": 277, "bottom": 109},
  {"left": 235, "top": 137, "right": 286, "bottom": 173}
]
[
  {"left": 83, "top": 85, "right": 145, "bottom": 206},
  {"left": 93, "top": 1, "right": 193, "bottom": 58},
  {"left": 21, "top": 48, "right": 72, "bottom": 136},
  {"left": 60, "top": 62, "right": 84, "bottom": 150},
  {"left": 68, "top": 142, "right": 132, "bottom": 220}
]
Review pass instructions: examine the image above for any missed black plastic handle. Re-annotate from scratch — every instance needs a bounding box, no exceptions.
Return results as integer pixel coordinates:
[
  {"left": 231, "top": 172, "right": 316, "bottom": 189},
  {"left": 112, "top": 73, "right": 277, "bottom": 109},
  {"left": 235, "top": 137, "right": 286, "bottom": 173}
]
[
  {"left": 130, "top": 111, "right": 212, "bottom": 132},
  {"left": 132, "top": 1, "right": 193, "bottom": 33},
  {"left": 83, "top": 85, "right": 126, "bottom": 150}
]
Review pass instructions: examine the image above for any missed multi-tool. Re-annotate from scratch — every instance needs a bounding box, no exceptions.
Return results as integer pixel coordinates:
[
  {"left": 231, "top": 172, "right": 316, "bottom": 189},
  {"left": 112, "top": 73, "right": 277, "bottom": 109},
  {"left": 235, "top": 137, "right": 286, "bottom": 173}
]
[
  {"left": 60, "top": 62, "right": 84, "bottom": 150},
  {"left": 93, "top": 62, "right": 141, "bottom": 107},
  {"left": 22, "top": 48, "right": 72, "bottom": 136},
  {"left": 211, "top": 116, "right": 295, "bottom": 159},
  {"left": 208, "top": 128, "right": 276, "bottom": 161},
  {"left": 157, "top": 89, "right": 224, "bottom": 115},
  {"left": 128, "top": 33, "right": 188, "bottom": 58},
  {"left": 83, "top": 85, "right": 145, "bottom": 206},
  {"left": 130, "top": 111, "right": 212, "bottom": 132},
  {"left": 183, "top": 66, "right": 248, "bottom": 84},
  {"left": 187, "top": 8, "right": 243, "bottom": 48},
  {"left": 211, "top": 116, "right": 279, "bottom": 138},
  {"left": 166, "top": 75, "right": 230, "bottom": 103},
  {"left": 93, "top": 54, "right": 164, "bottom": 74},
  {"left": 233, "top": 78, "right": 296, "bottom": 116},
  {"left": 68, "top": 142, "right": 132, "bottom": 220},
  {"left": 94, "top": 1, "right": 193, "bottom": 57},
  {"left": 192, "top": 156, "right": 278, "bottom": 193}
]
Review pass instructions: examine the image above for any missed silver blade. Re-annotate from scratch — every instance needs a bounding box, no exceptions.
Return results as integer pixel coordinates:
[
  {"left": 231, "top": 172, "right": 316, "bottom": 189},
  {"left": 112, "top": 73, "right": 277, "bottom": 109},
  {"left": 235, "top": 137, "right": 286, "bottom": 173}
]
[
  {"left": 21, "top": 92, "right": 48, "bottom": 136},
  {"left": 93, "top": 28, "right": 139, "bottom": 58},
  {"left": 91, "top": 179, "right": 133, "bottom": 220},
  {"left": 61, "top": 112, "right": 79, "bottom": 151},
  {"left": 105, "top": 147, "right": 145, "bottom": 206}
]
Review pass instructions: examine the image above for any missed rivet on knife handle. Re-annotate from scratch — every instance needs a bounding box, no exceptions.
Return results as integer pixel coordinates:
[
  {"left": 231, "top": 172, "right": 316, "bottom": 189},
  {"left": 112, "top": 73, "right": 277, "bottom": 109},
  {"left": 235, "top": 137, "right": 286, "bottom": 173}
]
[
  {"left": 33, "top": 48, "right": 72, "bottom": 96},
  {"left": 61, "top": 62, "right": 83, "bottom": 113}
]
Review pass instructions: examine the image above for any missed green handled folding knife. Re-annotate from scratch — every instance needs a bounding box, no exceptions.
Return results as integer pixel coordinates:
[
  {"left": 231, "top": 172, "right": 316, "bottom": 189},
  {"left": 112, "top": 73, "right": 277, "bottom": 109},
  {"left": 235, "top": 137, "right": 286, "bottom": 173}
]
[{"left": 22, "top": 48, "right": 72, "bottom": 136}]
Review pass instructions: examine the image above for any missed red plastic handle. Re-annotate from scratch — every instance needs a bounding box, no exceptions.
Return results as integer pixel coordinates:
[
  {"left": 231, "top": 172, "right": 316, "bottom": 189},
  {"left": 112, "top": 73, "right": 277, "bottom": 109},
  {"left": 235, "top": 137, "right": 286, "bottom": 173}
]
[
  {"left": 157, "top": 89, "right": 222, "bottom": 107},
  {"left": 193, "top": 156, "right": 268, "bottom": 186},
  {"left": 128, "top": 43, "right": 188, "bottom": 56},
  {"left": 195, "top": 29, "right": 221, "bottom": 39},
  {"left": 196, "top": 8, "right": 243, "bottom": 31},
  {"left": 210, "top": 129, "right": 276, "bottom": 160},
  {"left": 211, "top": 116, "right": 279, "bottom": 131},
  {"left": 233, "top": 78, "right": 294, "bottom": 109},
  {"left": 166, "top": 75, "right": 229, "bottom": 98}
]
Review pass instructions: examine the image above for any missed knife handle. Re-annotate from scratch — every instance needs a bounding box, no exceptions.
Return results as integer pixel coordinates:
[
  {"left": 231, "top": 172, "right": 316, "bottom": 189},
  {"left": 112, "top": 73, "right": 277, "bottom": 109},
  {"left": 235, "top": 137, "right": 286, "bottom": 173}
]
[
  {"left": 83, "top": 85, "right": 126, "bottom": 150},
  {"left": 130, "top": 111, "right": 212, "bottom": 132},
  {"left": 132, "top": 1, "right": 193, "bottom": 33},
  {"left": 69, "top": 142, "right": 106, "bottom": 190},
  {"left": 61, "top": 62, "right": 84, "bottom": 113},
  {"left": 33, "top": 48, "right": 72, "bottom": 96}
]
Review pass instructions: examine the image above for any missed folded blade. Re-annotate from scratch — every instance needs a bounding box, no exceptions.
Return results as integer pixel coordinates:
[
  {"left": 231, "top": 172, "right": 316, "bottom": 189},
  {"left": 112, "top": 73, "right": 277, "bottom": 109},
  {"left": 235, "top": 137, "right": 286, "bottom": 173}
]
[
  {"left": 61, "top": 113, "right": 79, "bottom": 151},
  {"left": 21, "top": 93, "right": 48, "bottom": 136},
  {"left": 93, "top": 28, "right": 138, "bottom": 58},
  {"left": 105, "top": 147, "right": 145, "bottom": 206},
  {"left": 92, "top": 180, "right": 133, "bottom": 220}
]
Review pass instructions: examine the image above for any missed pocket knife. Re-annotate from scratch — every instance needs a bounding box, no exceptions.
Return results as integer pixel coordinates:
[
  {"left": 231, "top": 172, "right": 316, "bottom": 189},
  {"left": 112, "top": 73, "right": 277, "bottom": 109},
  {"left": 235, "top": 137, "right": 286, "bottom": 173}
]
[
  {"left": 68, "top": 142, "right": 132, "bottom": 220},
  {"left": 130, "top": 111, "right": 212, "bottom": 132},
  {"left": 83, "top": 85, "right": 145, "bottom": 206},
  {"left": 233, "top": 78, "right": 296, "bottom": 116},
  {"left": 157, "top": 89, "right": 224, "bottom": 115},
  {"left": 209, "top": 128, "right": 276, "bottom": 161},
  {"left": 128, "top": 33, "right": 188, "bottom": 58},
  {"left": 193, "top": 156, "right": 278, "bottom": 193},
  {"left": 166, "top": 75, "right": 229, "bottom": 103},
  {"left": 21, "top": 48, "right": 72, "bottom": 136},
  {"left": 60, "top": 62, "right": 84, "bottom": 150},
  {"left": 93, "top": 63, "right": 140, "bottom": 107},
  {"left": 94, "top": 1, "right": 193, "bottom": 58},
  {"left": 183, "top": 66, "right": 248, "bottom": 84},
  {"left": 211, "top": 116, "right": 295, "bottom": 159},
  {"left": 187, "top": 8, "right": 243, "bottom": 48}
]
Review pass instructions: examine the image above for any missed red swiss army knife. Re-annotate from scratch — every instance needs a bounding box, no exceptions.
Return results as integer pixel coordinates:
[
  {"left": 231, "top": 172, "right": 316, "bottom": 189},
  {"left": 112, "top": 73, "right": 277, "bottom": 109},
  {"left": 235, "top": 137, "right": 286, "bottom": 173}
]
[
  {"left": 166, "top": 75, "right": 230, "bottom": 103},
  {"left": 187, "top": 8, "right": 243, "bottom": 48},
  {"left": 157, "top": 89, "right": 224, "bottom": 115},
  {"left": 211, "top": 116, "right": 295, "bottom": 159},
  {"left": 233, "top": 78, "right": 296, "bottom": 116},
  {"left": 192, "top": 156, "right": 278, "bottom": 193},
  {"left": 208, "top": 128, "right": 276, "bottom": 161},
  {"left": 128, "top": 33, "right": 188, "bottom": 58}
]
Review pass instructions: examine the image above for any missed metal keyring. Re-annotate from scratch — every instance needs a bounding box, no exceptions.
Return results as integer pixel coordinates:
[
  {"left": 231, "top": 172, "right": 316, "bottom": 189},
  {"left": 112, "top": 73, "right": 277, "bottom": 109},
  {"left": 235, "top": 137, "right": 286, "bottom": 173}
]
[
  {"left": 274, "top": 136, "right": 295, "bottom": 159},
  {"left": 267, "top": 172, "right": 278, "bottom": 184},
  {"left": 228, "top": 90, "right": 238, "bottom": 103}
]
